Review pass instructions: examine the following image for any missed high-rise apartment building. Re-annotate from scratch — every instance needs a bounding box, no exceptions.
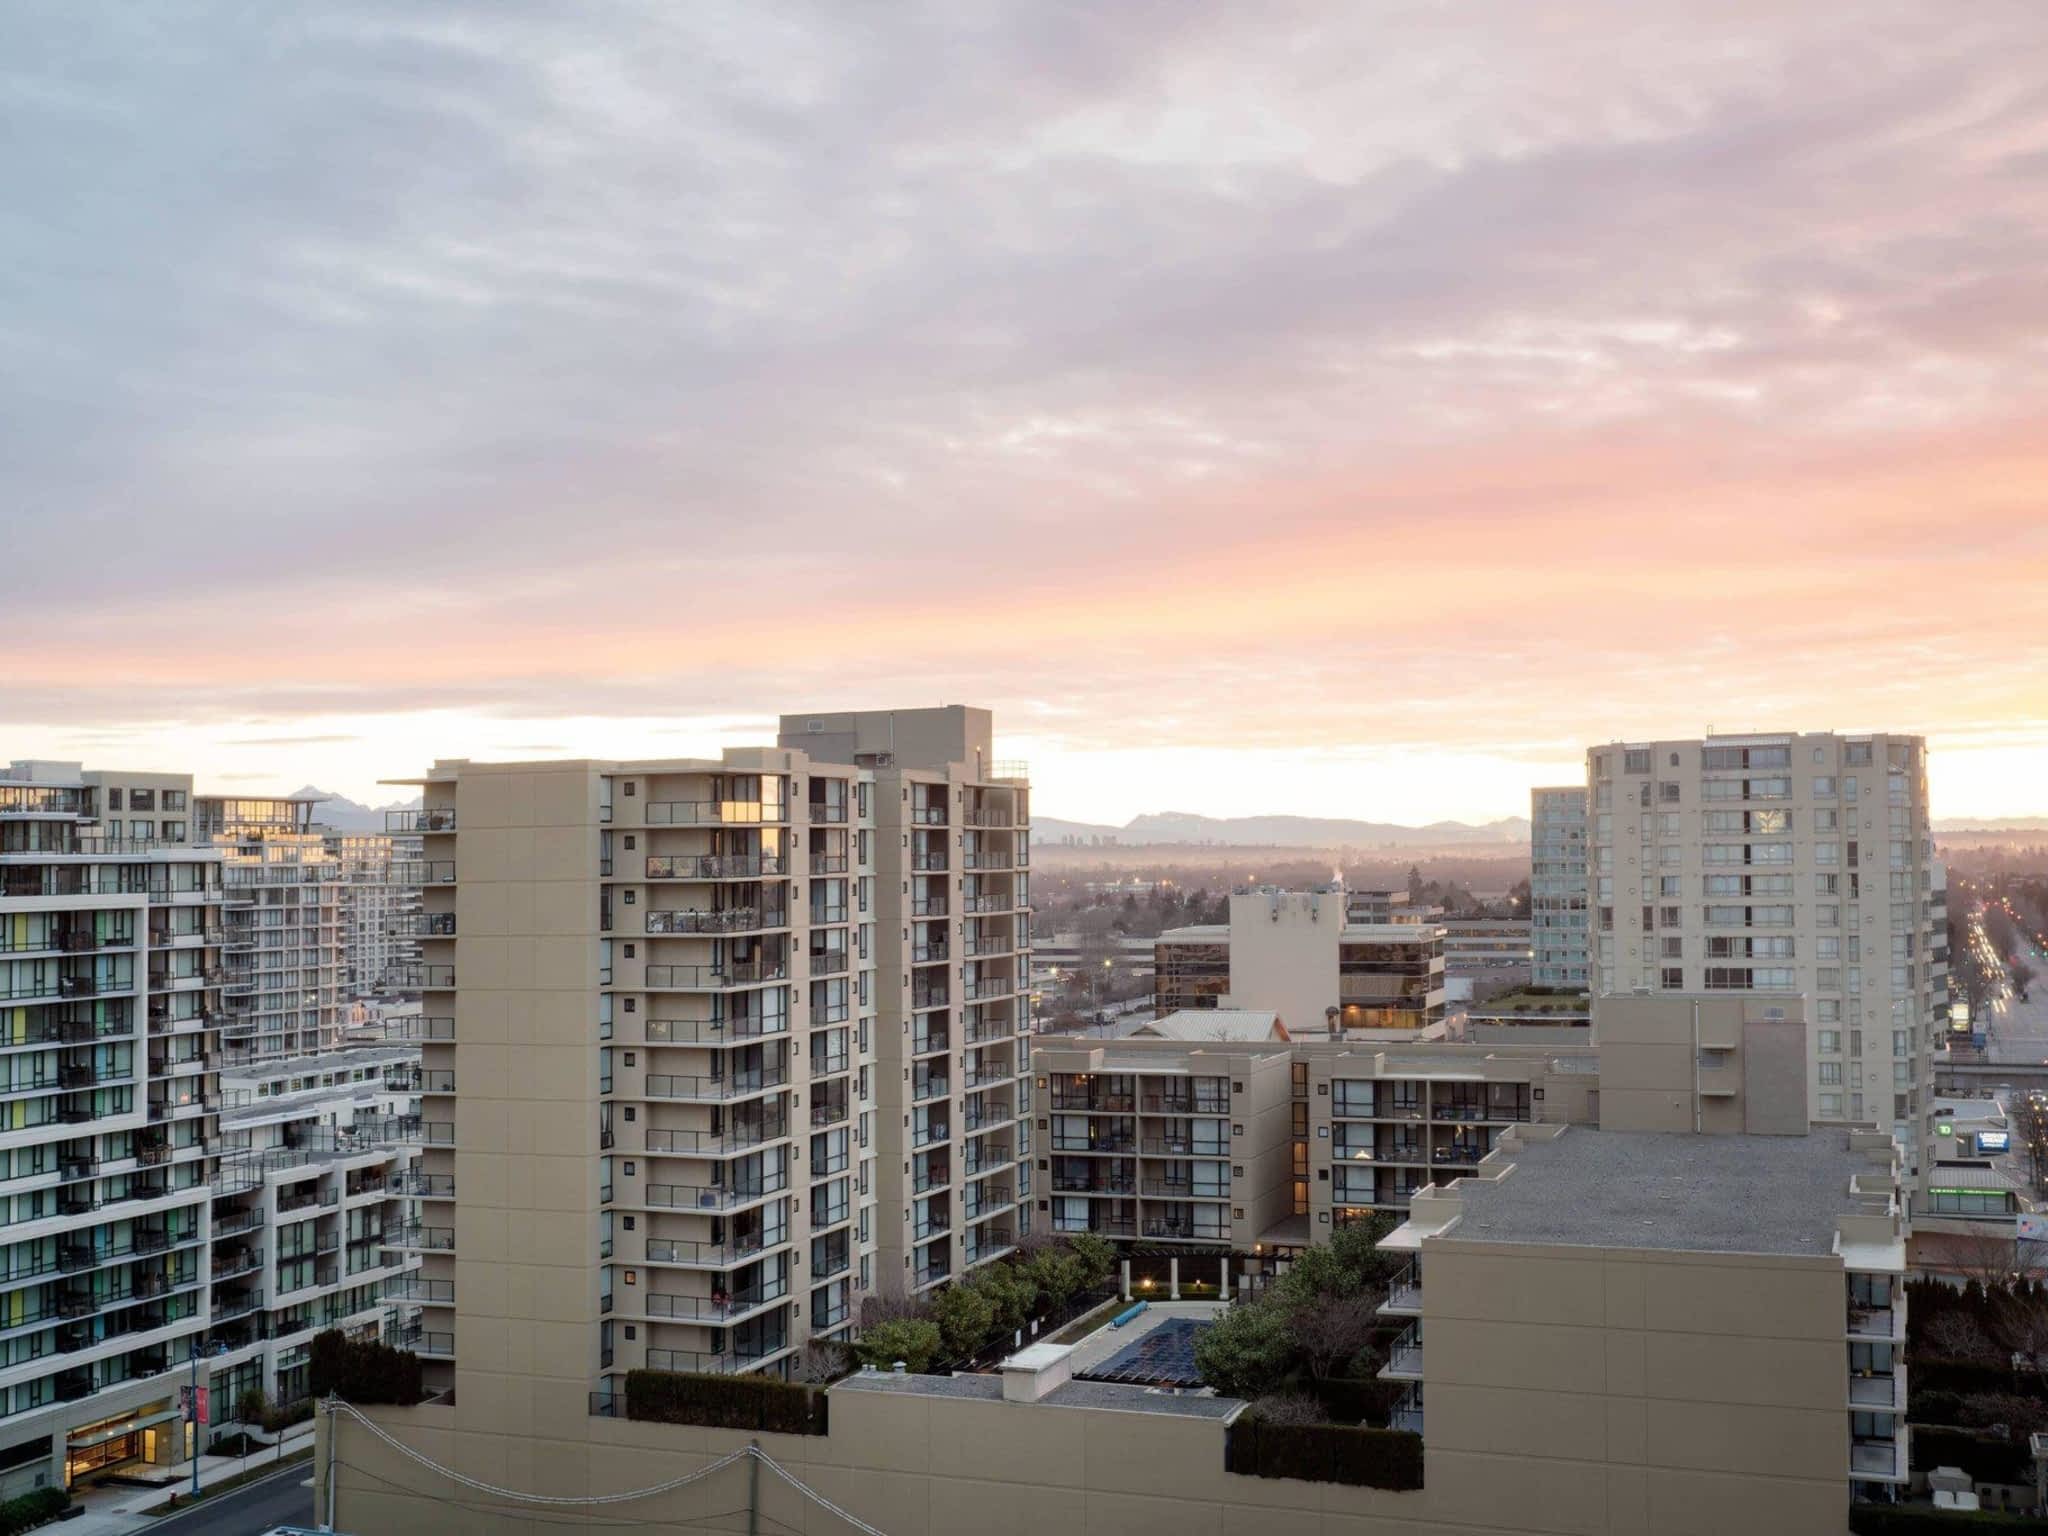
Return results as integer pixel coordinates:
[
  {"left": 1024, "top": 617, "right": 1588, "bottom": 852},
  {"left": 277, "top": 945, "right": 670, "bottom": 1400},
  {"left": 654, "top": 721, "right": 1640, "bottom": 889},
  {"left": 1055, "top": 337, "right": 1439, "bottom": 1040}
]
[
  {"left": 0, "top": 762, "right": 226, "bottom": 1495},
  {"left": 1585, "top": 733, "right": 1945, "bottom": 1170},
  {"left": 1530, "top": 786, "right": 1589, "bottom": 988},
  {"left": 324, "top": 830, "right": 421, "bottom": 998},
  {"left": 384, "top": 705, "right": 1029, "bottom": 1400},
  {"left": 188, "top": 795, "right": 344, "bottom": 1068}
]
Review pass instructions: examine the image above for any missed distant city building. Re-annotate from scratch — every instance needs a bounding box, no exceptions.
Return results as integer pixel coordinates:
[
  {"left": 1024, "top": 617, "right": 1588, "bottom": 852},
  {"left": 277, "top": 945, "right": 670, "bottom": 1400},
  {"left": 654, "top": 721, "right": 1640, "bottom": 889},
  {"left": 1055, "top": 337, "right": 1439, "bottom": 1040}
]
[
  {"left": 322, "top": 830, "right": 421, "bottom": 997},
  {"left": 1437, "top": 917, "right": 1532, "bottom": 985},
  {"left": 1152, "top": 886, "right": 1445, "bottom": 1033},
  {"left": 1529, "top": 786, "right": 1588, "bottom": 988}
]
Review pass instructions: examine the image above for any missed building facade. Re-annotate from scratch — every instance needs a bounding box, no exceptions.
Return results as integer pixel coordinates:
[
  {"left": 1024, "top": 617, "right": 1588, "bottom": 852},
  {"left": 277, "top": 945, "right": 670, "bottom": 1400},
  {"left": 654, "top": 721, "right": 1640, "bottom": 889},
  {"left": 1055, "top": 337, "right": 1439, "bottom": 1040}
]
[
  {"left": 324, "top": 830, "right": 422, "bottom": 999},
  {"left": 1152, "top": 885, "right": 1446, "bottom": 1032},
  {"left": 1530, "top": 785, "right": 1589, "bottom": 989},
  {"left": 1585, "top": 733, "right": 1945, "bottom": 1170},
  {"left": 0, "top": 762, "right": 226, "bottom": 1495},
  {"left": 385, "top": 705, "right": 1029, "bottom": 1402}
]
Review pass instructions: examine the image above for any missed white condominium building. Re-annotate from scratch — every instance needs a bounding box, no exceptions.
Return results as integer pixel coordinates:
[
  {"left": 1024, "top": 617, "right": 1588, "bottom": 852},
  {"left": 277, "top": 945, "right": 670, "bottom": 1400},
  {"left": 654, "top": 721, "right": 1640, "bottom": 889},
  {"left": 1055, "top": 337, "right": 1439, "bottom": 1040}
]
[
  {"left": 0, "top": 762, "right": 226, "bottom": 1497},
  {"left": 323, "top": 831, "right": 422, "bottom": 998},
  {"left": 1585, "top": 733, "right": 1945, "bottom": 1171},
  {"left": 1529, "top": 786, "right": 1588, "bottom": 989}
]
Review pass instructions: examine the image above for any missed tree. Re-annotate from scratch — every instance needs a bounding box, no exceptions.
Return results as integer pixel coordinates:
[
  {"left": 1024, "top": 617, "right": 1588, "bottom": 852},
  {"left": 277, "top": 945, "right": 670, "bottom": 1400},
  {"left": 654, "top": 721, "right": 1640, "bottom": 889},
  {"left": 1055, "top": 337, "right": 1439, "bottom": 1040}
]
[
  {"left": 853, "top": 1318, "right": 942, "bottom": 1374},
  {"left": 1247, "top": 1392, "right": 1328, "bottom": 1426},
  {"left": 1194, "top": 1299, "right": 1296, "bottom": 1398},
  {"left": 2014, "top": 960, "right": 2036, "bottom": 1001},
  {"left": 1288, "top": 1294, "right": 1379, "bottom": 1380},
  {"left": 1028, "top": 1247, "right": 1086, "bottom": 1314},
  {"left": 931, "top": 1283, "right": 998, "bottom": 1361},
  {"left": 237, "top": 1387, "right": 271, "bottom": 1428},
  {"left": 968, "top": 1263, "right": 1037, "bottom": 1335},
  {"left": 1065, "top": 1232, "right": 1117, "bottom": 1291},
  {"left": 1925, "top": 1311, "right": 1999, "bottom": 1365}
]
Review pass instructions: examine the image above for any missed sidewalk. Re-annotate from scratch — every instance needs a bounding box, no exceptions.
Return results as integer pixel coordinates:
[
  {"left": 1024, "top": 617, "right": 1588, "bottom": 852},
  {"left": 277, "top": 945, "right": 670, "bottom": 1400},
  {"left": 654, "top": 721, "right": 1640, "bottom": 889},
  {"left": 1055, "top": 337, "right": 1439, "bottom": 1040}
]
[{"left": 63, "top": 1419, "right": 316, "bottom": 1536}]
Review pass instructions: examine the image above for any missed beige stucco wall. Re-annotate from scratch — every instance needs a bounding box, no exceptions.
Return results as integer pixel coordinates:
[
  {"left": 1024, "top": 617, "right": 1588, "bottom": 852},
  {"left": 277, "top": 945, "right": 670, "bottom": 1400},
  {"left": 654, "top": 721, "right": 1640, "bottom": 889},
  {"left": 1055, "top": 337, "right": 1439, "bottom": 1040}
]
[
  {"left": 320, "top": 1352, "right": 1855, "bottom": 1536},
  {"left": 1419, "top": 1238, "right": 1852, "bottom": 1535}
]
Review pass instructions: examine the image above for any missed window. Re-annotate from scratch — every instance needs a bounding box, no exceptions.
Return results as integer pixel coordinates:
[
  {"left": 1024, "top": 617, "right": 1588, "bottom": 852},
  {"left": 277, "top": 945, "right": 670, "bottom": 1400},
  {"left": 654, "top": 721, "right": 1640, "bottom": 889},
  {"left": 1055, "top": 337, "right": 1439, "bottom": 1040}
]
[
  {"left": 1658, "top": 782, "right": 1680, "bottom": 803},
  {"left": 1845, "top": 742, "right": 1873, "bottom": 766},
  {"left": 1817, "top": 1030, "right": 1841, "bottom": 1054},
  {"left": 1818, "top": 1093, "right": 1842, "bottom": 1116},
  {"left": 1813, "top": 777, "right": 1835, "bottom": 797},
  {"left": 623, "top": 781, "right": 636, "bottom": 796},
  {"left": 1815, "top": 809, "right": 1838, "bottom": 832},
  {"left": 1818, "top": 1062, "right": 1842, "bottom": 1086},
  {"left": 1661, "top": 937, "right": 1683, "bottom": 959},
  {"left": 1660, "top": 967, "right": 1683, "bottom": 990},
  {"left": 107, "top": 788, "right": 122, "bottom": 811},
  {"left": 164, "top": 789, "right": 186, "bottom": 811},
  {"left": 130, "top": 788, "right": 155, "bottom": 811},
  {"left": 1624, "top": 749, "right": 1651, "bottom": 774},
  {"left": 1659, "top": 876, "right": 1681, "bottom": 897}
]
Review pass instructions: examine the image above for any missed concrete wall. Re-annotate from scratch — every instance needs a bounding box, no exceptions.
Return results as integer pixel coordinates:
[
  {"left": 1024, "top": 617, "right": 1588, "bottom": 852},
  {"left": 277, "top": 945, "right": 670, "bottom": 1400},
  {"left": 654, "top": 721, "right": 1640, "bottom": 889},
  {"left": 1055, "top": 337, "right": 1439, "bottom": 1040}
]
[
  {"left": 1226, "top": 888, "right": 1342, "bottom": 1034},
  {"left": 320, "top": 1360, "right": 1856, "bottom": 1536},
  {"left": 1420, "top": 1238, "right": 1853, "bottom": 1535}
]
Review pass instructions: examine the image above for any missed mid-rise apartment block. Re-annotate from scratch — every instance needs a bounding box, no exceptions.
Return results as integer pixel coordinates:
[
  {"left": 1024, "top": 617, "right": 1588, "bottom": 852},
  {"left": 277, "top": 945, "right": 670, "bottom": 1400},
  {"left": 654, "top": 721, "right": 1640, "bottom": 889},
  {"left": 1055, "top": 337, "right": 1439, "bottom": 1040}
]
[
  {"left": 384, "top": 705, "right": 1029, "bottom": 1400},
  {"left": 1438, "top": 917, "right": 1532, "bottom": 987},
  {"left": 0, "top": 762, "right": 225, "bottom": 1495},
  {"left": 1531, "top": 785, "right": 1589, "bottom": 988},
  {"left": 1585, "top": 733, "right": 1945, "bottom": 1169},
  {"left": 1153, "top": 885, "right": 1445, "bottom": 1032}
]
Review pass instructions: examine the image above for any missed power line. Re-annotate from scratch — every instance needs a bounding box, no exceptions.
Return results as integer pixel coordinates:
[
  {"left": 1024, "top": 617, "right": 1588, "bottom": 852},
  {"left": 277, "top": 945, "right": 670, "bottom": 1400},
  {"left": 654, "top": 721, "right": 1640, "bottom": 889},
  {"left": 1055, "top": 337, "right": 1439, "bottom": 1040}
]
[{"left": 327, "top": 1399, "right": 887, "bottom": 1534}]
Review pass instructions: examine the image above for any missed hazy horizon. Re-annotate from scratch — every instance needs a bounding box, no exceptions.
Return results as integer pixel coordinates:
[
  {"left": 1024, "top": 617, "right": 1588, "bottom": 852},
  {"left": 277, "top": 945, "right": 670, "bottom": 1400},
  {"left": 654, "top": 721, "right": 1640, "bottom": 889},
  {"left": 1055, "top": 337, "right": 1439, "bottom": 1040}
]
[{"left": 5, "top": 4, "right": 2045, "bottom": 825}]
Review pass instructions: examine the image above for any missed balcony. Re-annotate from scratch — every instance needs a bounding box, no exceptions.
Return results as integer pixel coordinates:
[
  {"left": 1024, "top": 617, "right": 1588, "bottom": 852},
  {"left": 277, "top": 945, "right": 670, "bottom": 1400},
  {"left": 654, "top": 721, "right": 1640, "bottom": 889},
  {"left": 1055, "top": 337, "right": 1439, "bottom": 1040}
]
[
  {"left": 646, "top": 854, "right": 787, "bottom": 881},
  {"left": 387, "top": 809, "right": 457, "bottom": 835},
  {"left": 645, "top": 1234, "right": 786, "bottom": 1270},
  {"left": 645, "top": 961, "right": 787, "bottom": 990},
  {"left": 911, "top": 943, "right": 949, "bottom": 965},
  {"left": 644, "top": 1067, "right": 789, "bottom": 1103},
  {"left": 646, "top": 1338, "right": 791, "bottom": 1373},
  {"left": 1381, "top": 1262, "right": 1422, "bottom": 1317},
  {"left": 1379, "top": 1325, "right": 1423, "bottom": 1381},
  {"left": 1850, "top": 1439, "right": 1902, "bottom": 1479},
  {"left": 644, "top": 801, "right": 787, "bottom": 826},
  {"left": 910, "top": 854, "right": 949, "bottom": 873},
  {"left": 646, "top": 908, "right": 788, "bottom": 937},
  {"left": 1053, "top": 1216, "right": 1133, "bottom": 1237},
  {"left": 808, "top": 799, "right": 849, "bottom": 825},
  {"left": 1391, "top": 1386, "right": 1424, "bottom": 1435},
  {"left": 1141, "top": 1217, "right": 1225, "bottom": 1240},
  {"left": 646, "top": 1174, "right": 789, "bottom": 1212},
  {"left": 807, "top": 951, "right": 849, "bottom": 977},
  {"left": 1847, "top": 1306, "right": 1902, "bottom": 1343},
  {"left": 1849, "top": 1372, "right": 1903, "bottom": 1411},
  {"left": 643, "top": 1283, "right": 789, "bottom": 1323},
  {"left": 645, "top": 1120, "right": 788, "bottom": 1156}
]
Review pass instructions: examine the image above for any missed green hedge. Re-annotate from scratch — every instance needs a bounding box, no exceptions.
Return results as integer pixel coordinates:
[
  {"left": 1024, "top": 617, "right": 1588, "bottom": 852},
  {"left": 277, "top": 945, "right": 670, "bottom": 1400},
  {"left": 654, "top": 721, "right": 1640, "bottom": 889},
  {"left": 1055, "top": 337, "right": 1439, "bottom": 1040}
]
[
  {"left": 1910, "top": 1426, "right": 2031, "bottom": 1485},
  {"left": 0, "top": 1489, "right": 69, "bottom": 1536},
  {"left": 309, "top": 1330, "right": 424, "bottom": 1405},
  {"left": 623, "top": 1369, "right": 829, "bottom": 1435},
  {"left": 1225, "top": 1415, "right": 1423, "bottom": 1490},
  {"left": 1850, "top": 1506, "right": 2048, "bottom": 1533}
]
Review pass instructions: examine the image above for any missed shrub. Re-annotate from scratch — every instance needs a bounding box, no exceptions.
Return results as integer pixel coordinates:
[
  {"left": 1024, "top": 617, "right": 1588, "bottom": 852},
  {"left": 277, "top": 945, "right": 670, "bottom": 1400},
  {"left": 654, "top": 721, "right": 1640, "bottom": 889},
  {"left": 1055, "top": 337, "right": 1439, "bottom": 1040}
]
[
  {"left": 0, "top": 1488, "right": 69, "bottom": 1536},
  {"left": 623, "top": 1369, "right": 829, "bottom": 1435},
  {"left": 308, "top": 1330, "right": 424, "bottom": 1405},
  {"left": 1225, "top": 1415, "right": 1423, "bottom": 1491},
  {"left": 1850, "top": 1507, "right": 2048, "bottom": 1533},
  {"left": 237, "top": 1387, "right": 271, "bottom": 1427},
  {"left": 1248, "top": 1393, "right": 1327, "bottom": 1426},
  {"left": 852, "top": 1318, "right": 942, "bottom": 1375}
]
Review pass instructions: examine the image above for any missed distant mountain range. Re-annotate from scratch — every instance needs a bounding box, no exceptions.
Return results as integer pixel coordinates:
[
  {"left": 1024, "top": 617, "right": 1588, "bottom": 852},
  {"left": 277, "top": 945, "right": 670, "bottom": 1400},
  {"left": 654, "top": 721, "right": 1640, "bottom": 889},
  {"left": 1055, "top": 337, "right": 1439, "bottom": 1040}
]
[
  {"left": 1032, "top": 811, "right": 1532, "bottom": 848},
  {"left": 1932, "top": 817, "right": 2048, "bottom": 833},
  {"left": 293, "top": 786, "right": 419, "bottom": 834}
]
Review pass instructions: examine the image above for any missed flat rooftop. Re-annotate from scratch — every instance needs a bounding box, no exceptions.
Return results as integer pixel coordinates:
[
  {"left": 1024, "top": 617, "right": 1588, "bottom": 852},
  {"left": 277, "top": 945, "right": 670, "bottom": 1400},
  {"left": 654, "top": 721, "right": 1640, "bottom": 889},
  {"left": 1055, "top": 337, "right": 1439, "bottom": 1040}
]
[
  {"left": 1442, "top": 1127, "right": 1870, "bottom": 1257},
  {"left": 834, "top": 1370, "right": 1238, "bottom": 1420}
]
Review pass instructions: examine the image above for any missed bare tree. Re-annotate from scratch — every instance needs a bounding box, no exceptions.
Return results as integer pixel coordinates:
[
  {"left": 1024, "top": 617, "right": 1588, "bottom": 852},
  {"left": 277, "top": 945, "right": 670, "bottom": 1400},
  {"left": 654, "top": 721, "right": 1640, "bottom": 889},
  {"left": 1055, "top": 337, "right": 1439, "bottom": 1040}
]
[
  {"left": 1288, "top": 1293, "right": 1379, "bottom": 1379},
  {"left": 1926, "top": 1311, "right": 2000, "bottom": 1365}
]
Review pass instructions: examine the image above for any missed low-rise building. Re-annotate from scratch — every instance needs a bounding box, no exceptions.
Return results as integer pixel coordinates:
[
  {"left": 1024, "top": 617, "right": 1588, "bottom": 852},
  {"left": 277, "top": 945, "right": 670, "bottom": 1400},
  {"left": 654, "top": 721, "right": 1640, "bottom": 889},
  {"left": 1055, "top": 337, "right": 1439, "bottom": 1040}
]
[{"left": 1153, "top": 885, "right": 1446, "bottom": 1032}]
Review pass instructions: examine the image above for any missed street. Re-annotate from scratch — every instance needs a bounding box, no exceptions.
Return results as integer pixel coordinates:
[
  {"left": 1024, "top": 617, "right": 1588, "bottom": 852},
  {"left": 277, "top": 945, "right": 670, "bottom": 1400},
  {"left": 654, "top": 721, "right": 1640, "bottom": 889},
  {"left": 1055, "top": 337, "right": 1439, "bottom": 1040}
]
[
  {"left": 1974, "top": 900, "right": 2048, "bottom": 1065},
  {"left": 146, "top": 1462, "right": 313, "bottom": 1536}
]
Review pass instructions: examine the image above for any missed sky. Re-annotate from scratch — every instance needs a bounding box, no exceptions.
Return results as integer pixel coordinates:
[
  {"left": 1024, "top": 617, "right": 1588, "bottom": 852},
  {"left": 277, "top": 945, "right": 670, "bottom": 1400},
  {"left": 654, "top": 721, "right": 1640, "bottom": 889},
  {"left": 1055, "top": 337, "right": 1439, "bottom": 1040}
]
[{"left": 4, "top": 2, "right": 2047, "bottom": 825}]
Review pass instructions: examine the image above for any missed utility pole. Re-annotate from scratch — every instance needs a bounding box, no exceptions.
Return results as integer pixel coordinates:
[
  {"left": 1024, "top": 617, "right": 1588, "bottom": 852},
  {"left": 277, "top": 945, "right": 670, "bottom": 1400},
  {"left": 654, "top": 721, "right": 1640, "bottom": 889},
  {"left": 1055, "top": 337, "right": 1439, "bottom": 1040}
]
[
  {"left": 322, "top": 1397, "right": 339, "bottom": 1533},
  {"left": 746, "top": 1440, "right": 760, "bottom": 1536}
]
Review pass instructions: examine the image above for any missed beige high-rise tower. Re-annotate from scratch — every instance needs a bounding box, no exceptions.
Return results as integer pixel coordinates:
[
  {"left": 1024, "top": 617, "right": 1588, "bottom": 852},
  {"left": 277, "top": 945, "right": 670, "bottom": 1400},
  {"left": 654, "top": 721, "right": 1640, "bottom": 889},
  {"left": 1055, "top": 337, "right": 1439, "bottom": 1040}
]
[
  {"left": 388, "top": 706, "right": 1029, "bottom": 1402},
  {"left": 1585, "top": 733, "right": 1945, "bottom": 1175}
]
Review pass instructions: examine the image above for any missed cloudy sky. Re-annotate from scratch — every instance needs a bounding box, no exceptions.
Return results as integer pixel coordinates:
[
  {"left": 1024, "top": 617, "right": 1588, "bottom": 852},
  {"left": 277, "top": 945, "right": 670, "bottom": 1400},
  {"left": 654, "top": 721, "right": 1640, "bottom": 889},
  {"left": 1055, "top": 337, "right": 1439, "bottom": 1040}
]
[{"left": 5, "top": 2, "right": 2046, "bottom": 823}]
